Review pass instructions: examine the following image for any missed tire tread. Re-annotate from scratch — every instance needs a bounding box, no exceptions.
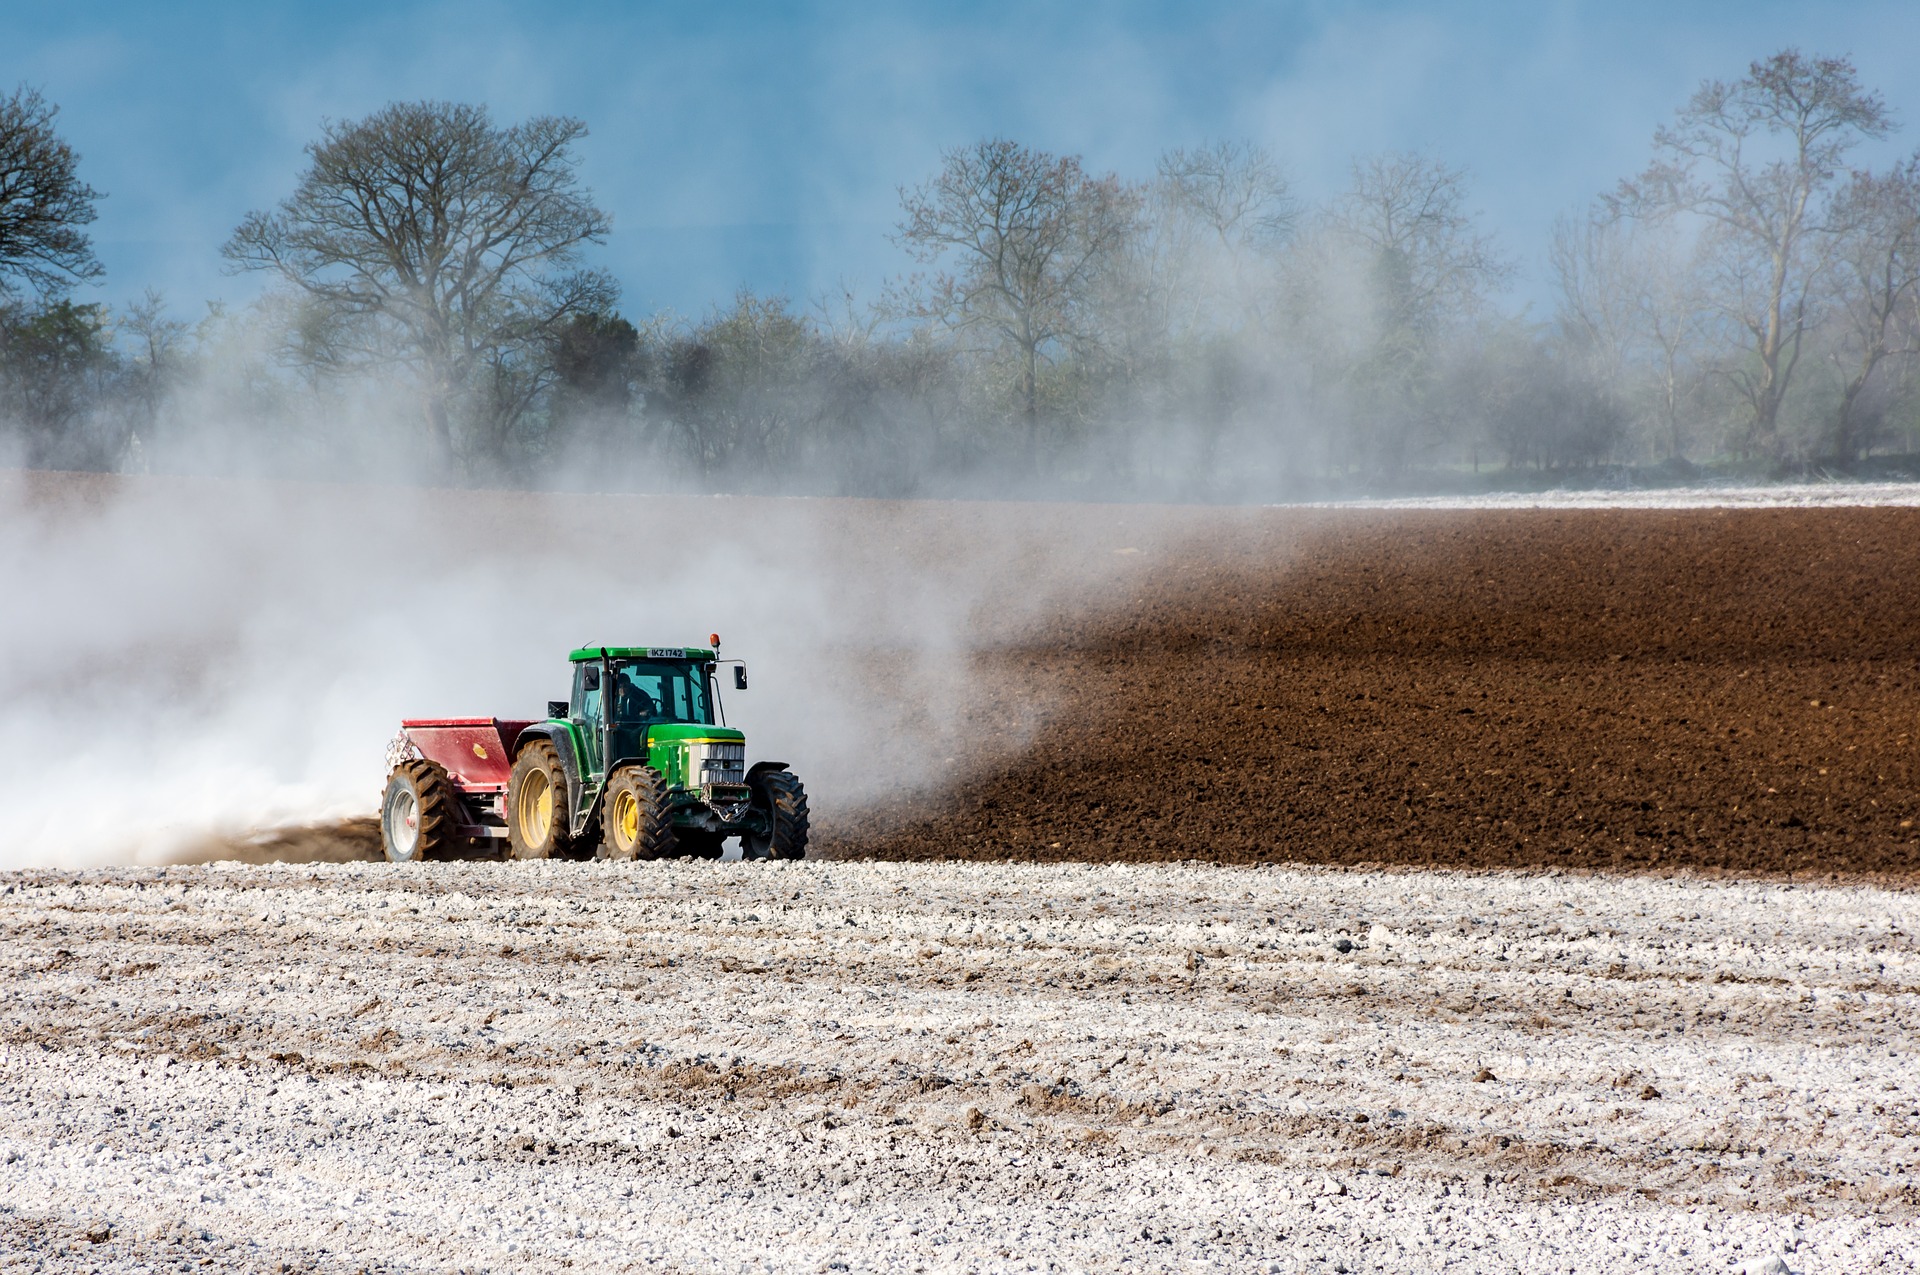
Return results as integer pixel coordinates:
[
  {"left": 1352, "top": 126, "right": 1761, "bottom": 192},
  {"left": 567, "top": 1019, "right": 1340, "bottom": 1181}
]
[
  {"left": 381, "top": 759, "right": 460, "bottom": 862},
  {"left": 599, "top": 766, "right": 676, "bottom": 861},
  {"left": 507, "top": 739, "right": 573, "bottom": 860},
  {"left": 747, "top": 770, "right": 810, "bottom": 860}
]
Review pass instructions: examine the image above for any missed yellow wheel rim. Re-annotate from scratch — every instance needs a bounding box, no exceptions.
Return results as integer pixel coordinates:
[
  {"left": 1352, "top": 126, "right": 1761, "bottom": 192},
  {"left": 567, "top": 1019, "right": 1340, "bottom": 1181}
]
[
  {"left": 520, "top": 768, "right": 552, "bottom": 845},
  {"left": 612, "top": 789, "right": 639, "bottom": 850}
]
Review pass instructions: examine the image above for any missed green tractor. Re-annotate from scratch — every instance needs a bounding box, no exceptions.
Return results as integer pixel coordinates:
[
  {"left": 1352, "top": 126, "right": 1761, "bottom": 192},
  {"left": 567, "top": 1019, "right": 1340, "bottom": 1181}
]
[{"left": 378, "top": 641, "right": 808, "bottom": 863}]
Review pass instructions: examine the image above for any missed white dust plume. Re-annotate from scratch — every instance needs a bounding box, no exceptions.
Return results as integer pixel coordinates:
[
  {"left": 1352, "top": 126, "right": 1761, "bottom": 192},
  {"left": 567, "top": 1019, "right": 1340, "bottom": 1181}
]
[{"left": 0, "top": 470, "right": 1187, "bottom": 867}]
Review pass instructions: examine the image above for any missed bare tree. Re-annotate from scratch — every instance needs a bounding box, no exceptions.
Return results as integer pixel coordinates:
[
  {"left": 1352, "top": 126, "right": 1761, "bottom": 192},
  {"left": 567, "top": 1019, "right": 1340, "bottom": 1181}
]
[
  {"left": 1825, "top": 154, "right": 1920, "bottom": 459},
  {"left": 119, "top": 288, "right": 189, "bottom": 459},
  {"left": 1635, "top": 234, "right": 1718, "bottom": 463},
  {"left": 1550, "top": 214, "right": 1713, "bottom": 460},
  {"left": 1158, "top": 141, "right": 1296, "bottom": 253},
  {"left": 1141, "top": 140, "right": 1294, "bottom": 338},
  {"left": 1610, "top": 50, "right": 1892, "bottom": 457},
  {"left": 1311, "top": 153, "right": 1510, "bottom": 475},
  {"left": 1331, "top": 153, "right": 1511, "bottom": 342},
  {"left": 224, "top": 101, "right": 612, "bottom": 476},
  {"left": 1550, "top": 213, "right": 1641, "bottom": 384},
  {"left": 1074, "top": 143, "right": 1294, "bottom": 492},
  {"left": 0, "top": 86, "right": 103, "bottom": 297},
  {"left": 799, "top": 291, "right": 966, "bottom": 495},
  {"left": 893, "top": 139, "right": 1141, "bottom": 464}
]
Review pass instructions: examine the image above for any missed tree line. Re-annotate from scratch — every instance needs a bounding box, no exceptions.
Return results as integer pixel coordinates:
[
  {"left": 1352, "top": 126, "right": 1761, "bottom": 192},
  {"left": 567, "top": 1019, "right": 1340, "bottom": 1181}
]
[{"left": 3, "top": 50, "right": 1919, "bottom": 498}]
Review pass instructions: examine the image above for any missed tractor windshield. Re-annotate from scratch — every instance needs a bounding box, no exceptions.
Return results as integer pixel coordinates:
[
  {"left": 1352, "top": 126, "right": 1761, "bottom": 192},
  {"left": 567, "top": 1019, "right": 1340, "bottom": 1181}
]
[{"left": 606, "top": 659, "right": 714, "bottom": 726}]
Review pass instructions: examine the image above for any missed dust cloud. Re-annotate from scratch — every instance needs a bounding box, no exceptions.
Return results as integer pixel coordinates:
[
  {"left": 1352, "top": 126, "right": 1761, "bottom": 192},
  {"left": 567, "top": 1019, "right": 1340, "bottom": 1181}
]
[{"left": 0, "top": 468, "right": 1204, "bottom": 867}]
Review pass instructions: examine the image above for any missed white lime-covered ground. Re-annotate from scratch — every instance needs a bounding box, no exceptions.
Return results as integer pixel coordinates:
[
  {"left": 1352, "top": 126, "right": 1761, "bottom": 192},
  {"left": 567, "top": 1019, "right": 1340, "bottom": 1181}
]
[
  {"left": 0, "top": 860, "right": 1914, "bottom": 1273},
  {"left": 1303, "top": 481, "right": 1920, "bottom": 509}
]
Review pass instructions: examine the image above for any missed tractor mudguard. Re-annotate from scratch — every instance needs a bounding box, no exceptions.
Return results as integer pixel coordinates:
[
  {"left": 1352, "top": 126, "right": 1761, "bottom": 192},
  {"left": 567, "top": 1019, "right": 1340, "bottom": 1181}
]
[
  {"left": 576, "top": 752, "right": 656, "bottom": 839},
  {"left": 746, "top": 761, "right": 790, "bottom": 784}
]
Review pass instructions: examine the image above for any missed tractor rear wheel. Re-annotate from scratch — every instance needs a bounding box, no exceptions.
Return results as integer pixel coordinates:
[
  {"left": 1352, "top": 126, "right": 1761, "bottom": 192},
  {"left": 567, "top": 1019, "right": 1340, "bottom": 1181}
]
[
  {"left": 381, "top": 761, "right": 458, "bottom": 862},
  {"left": 508, "top": 740, "right": 574, "bottom": 860},
  {"left": 742, "top": 770, "right": 809, "bottom": 860},
  {"left": 599, "top": 766, "right": 675, "bottom": 861}
]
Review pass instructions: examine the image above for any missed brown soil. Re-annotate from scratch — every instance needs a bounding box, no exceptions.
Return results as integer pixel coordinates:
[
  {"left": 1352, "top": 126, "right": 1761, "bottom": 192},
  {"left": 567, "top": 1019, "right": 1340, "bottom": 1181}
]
[
  {"left": 169, "top": 818, "right": 383, "bottom": 865},
  {"left": 821, "top": 507, "right": 1920, "bottom": 877}
]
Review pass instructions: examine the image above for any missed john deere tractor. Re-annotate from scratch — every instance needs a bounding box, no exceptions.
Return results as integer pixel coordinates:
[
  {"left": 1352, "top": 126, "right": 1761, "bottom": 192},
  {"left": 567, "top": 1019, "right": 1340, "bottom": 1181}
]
[{"left": 378, "top": 641, "right": 808, "bottom": 863}]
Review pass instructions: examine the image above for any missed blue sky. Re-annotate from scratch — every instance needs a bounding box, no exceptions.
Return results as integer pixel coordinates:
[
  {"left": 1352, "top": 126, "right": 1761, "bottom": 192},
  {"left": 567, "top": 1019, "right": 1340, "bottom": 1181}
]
[{"left": 11, "top": 0, "right": 1920, "bottom": 324}]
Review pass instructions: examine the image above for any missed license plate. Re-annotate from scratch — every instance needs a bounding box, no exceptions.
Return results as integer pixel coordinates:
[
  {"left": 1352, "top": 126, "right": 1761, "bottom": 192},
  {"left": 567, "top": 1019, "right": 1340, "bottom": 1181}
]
[{"left": 647, "top": 647, "right": 686, "bottom": 659}]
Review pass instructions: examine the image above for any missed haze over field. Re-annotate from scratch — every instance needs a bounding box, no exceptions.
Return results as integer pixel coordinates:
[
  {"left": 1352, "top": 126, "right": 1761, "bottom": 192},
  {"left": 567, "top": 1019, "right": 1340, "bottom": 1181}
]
[{"left": 0, "top": 471, "right": 1220, "bottom": 867}]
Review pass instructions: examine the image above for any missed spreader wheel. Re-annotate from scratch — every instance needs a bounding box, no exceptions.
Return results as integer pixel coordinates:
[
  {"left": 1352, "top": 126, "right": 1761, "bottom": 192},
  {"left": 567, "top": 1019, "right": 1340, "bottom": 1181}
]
[
  {"left": 508, "top": 739, "right": 574, "bottom": 860},
  {"left": 742, "top": 769, "right": 809, "bottom": 860},
  {"left": 599, "top": 765, "right": 676, "bottom": 861},
  {"left": 381, "top": 760, "right": 459, "bottom": 862}
]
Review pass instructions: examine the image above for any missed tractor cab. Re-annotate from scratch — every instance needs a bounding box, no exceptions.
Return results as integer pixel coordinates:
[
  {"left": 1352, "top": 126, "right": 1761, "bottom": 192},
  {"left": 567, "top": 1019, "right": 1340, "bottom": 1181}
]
[
  {"left": 569, "top": 652, "right": 720, "bottom": 778},
  {"left": 557, "top": 646, "right": 746, "bottom": 795},
  {"left": 573, "top": 655, "right": 716, "bottom": 727}
]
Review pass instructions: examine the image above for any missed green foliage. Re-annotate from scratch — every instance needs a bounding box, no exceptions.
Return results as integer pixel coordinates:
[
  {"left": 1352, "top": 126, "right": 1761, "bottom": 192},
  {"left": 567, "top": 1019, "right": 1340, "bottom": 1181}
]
[
  {"left": 0, "top": 298, "right": 117, "bottom": 467},
  {"left": 647, "top": 292, "right": 817, "bottom": 481}
]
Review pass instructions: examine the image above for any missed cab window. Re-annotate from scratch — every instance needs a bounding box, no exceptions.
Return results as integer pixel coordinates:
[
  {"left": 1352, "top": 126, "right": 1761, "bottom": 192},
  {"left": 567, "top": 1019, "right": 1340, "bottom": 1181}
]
[
  {"left": 609, "top": 660, "right": 713, "bottom": 725},
  {"left": 571, "top": 662, "right": 603, "bottom": 723}
]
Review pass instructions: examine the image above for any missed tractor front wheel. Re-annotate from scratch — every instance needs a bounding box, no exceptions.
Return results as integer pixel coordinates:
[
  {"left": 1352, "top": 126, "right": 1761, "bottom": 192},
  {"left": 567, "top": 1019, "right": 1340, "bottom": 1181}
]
[
  {"left": 599, "top": 766, "right": 676, "bottom": 861},
  {"left": 508, "top": 740, "right": 574, "bottom": 860},
  {"left": 381, "top": 761, "right": 458, "bottom": 862},
  {"left": 742, "top": 769, "right": 810, "bottom": 860}
]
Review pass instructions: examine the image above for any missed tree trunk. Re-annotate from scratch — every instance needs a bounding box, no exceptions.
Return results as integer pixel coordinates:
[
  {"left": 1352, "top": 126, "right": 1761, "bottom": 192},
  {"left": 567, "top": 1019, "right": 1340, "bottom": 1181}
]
[
  {"left": 1751, "top": 248, "right": 1793, "bottom": 459},
  {"left": 1832, "top": 351, "right": 1880, "bottom": 462},
  {"left": 1663, "top": 368, "right": 1682, "bottom": 462},
  {"left": 422, "top": 386, "right": 455, "bottom": 481},
  {"left": 1022, "top": 341, "right": 1039, "bottom": 470}
]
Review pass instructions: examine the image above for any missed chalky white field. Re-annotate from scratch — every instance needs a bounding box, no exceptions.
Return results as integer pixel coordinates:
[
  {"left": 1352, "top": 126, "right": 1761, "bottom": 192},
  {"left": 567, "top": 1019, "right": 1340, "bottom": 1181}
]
[{"left": 0, "top": 860, "right": 1914, "bottom": 1273}]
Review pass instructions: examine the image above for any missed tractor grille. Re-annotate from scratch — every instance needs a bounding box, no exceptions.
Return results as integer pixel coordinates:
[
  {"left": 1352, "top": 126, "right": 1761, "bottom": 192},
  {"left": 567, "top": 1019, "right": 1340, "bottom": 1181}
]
[{"left": 690, "top": 741, "right": 746, "bottom": 787}]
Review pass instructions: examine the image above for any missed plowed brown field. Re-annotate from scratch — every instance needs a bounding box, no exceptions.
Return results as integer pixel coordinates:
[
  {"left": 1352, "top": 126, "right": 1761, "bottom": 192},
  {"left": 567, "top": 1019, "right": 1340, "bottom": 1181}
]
[{"left": 820, "top": 507, "right": 1920, "bottom": 877}]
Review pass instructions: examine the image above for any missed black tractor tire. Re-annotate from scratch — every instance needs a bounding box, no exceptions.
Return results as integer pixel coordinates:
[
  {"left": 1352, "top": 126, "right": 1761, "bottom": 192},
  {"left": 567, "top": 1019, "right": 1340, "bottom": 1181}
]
[
  {"left": 381, "top": 760, "right": 460, "bottom": 862},
  {"left": 507, "top": 739, "right": 574, "bottom": 860},
  {"left": 742, "top": 770, "right": 809, "bottom": 860},
  {"left": 599, "top": 765, "right": 676, "bottom": 861}
]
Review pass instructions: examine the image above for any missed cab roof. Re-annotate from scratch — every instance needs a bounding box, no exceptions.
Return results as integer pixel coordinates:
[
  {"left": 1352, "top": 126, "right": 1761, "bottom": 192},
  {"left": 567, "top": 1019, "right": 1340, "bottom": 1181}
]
[{"left": 568, "top": 646, "right": 716, "bottom": 662}]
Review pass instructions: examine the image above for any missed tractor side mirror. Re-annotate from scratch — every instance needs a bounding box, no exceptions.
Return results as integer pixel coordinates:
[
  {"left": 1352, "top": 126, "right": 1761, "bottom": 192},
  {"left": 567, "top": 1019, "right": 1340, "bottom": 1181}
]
[
  {"left": 582, "top": 666, "right": 600, "bottom": 691},
  {"left": 547, "top": 700, "right": 569, "bottom": 720},
  {"left": 733, "top": 665, "right": 748, "bottom": 690}
]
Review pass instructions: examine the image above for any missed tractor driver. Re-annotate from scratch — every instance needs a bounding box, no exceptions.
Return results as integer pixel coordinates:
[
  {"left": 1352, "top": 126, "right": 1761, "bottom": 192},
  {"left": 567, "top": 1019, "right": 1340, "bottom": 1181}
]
[{"left": 610, "top": 669, "right": 659, "bottom": 723}]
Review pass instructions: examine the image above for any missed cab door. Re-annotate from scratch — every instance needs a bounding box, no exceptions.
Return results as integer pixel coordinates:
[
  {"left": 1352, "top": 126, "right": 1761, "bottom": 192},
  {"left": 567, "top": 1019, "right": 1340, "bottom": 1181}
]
[{"left": 570, "top": 661, "right": 606, "bottom": 785}]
